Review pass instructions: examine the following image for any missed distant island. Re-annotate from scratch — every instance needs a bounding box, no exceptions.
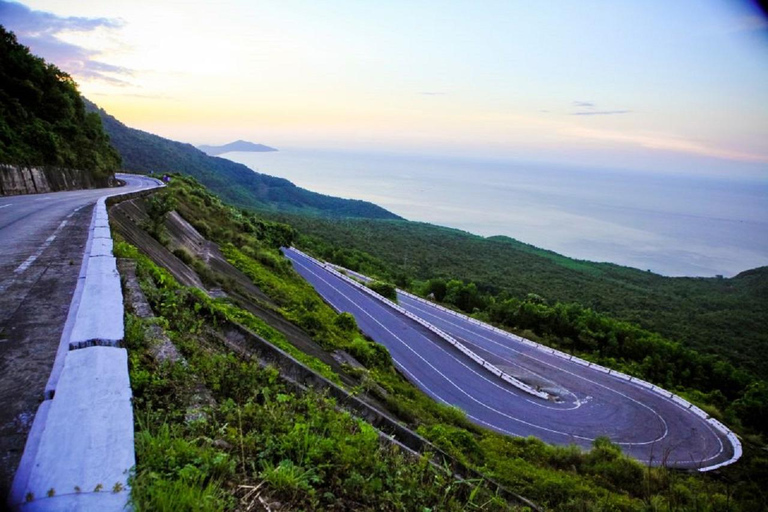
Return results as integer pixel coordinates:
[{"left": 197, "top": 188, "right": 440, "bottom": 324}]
[{"left": 197, "top": 140, "right": 278, "bottom": 156}]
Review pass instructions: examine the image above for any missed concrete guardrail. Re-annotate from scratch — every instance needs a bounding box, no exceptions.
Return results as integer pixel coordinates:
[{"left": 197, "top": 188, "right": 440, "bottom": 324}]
[{"left": 317, "top": 256, "right": 742, "bottom": 471}]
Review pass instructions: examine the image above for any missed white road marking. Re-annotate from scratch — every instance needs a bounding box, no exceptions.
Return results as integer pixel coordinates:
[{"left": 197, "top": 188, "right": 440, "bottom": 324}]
[
  {"left": 0, "top": 204, "right": 10, "bottom": 209},
  {"left": 404, "top": 298, "right": 582, "bottom": 403},
  {"left": 14, "top": 219, "right": 68, "bottom": 274},
  {"left": 396, "top": 282, "right": 727, "bottom": 459}
]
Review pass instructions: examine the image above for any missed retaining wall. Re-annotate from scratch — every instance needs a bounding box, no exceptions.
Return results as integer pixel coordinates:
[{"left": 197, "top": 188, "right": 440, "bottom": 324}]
[{"left": 0, "top": 165, "right": 112, "bottom": 196}]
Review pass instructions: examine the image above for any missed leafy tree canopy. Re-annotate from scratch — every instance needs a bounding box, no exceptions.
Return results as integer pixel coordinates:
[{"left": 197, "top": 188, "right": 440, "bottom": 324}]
[{"left": 0, "top": 26, "right": 120, "bottom": 177}]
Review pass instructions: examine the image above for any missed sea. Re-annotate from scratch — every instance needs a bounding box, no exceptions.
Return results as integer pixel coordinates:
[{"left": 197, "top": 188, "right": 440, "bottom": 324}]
[{"left": 223, "top": 148, "right": 768, "bottom": 277}]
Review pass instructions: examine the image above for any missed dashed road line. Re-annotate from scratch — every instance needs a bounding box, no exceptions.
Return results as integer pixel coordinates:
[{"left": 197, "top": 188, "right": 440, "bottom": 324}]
[
  {"left": 398, "top": 293, "right": 727, "bottom": 458},
  {"left": 14, "top": 219, "right": 69, "bottom": 274},
  {"left": 0, "top": 205, "right": 87, "bottom": 294},
  {"left": 291, "top": 250, "right": 734, "bottom": 464}
]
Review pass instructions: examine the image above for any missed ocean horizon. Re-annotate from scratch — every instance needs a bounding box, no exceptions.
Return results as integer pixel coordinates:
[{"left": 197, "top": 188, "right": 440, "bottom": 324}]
[{"left": 224, "top": 148, "right": 768, "bottom": 278}]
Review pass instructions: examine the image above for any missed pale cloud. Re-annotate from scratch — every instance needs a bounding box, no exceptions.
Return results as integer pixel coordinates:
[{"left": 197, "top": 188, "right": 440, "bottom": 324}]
[
  {"left": 565, "top": 125, "right": 768, "bottom": 164},
  {"left": 0, "top": 1, "right": 130, "bottom": 83},
  {"left": 570, "top": 101, "right": 631, "bottom": 116},
  {"left": 571, "top": 110, "right": 631, "bottom": 116}
]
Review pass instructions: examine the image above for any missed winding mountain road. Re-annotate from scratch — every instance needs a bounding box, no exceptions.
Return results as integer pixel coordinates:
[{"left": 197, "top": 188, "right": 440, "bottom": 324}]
[{"left": 284, "top": 248, "right": 738, "bottom": 470}]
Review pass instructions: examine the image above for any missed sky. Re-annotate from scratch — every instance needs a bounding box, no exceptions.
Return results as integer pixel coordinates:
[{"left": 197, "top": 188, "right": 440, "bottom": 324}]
[{"left": 1, "top": 0, "right": 767, "bottom": 178}]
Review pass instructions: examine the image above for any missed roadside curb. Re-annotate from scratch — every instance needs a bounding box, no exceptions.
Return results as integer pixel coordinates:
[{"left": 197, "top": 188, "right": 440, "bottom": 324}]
[{"left": 8, "top": 175, "right": 163, "bottom": 511}]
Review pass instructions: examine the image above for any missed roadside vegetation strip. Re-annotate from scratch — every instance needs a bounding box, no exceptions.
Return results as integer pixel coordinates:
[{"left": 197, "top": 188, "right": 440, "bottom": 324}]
[
  {"left": 8, "top": 175, "right": 162, "bottom": 511},
  {"left": 394, "top": 288, "right": 743, "bottom": 471},
  {"left": 288, "top": 247, "right": 550, "bottom": 401}
]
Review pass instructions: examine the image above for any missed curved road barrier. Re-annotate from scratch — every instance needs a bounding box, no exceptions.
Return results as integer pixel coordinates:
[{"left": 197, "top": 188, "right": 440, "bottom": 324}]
[
  {"left": 8, "top": 174, "right": 162, "bottom": 511},
  {"left": 286, "top": 249, "right": 742, "bottom": 471},
  {"left": 289, "top": 248, "right": 548, "bottom": 400},
  {"left": 394, "top": 288, "right": 742, "bottom": 472}
]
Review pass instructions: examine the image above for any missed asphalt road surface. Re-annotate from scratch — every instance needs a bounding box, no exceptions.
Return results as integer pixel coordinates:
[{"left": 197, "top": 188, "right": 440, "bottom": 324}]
[
  {"left": 284, "top": 248, "right": 734, "bottom": 469},
  {"left": 0, "top": 173, "right": 159, "bottom": 500}
]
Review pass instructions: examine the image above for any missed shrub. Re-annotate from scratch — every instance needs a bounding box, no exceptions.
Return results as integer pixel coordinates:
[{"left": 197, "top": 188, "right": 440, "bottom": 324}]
[
  {"left": 367, "top": 280, "right": 397, "bottom": 302},
  {"left": 333, "top": 312, "right": 357, "bottom": 332},
  {"left": 347, "top": 337, "right": 391, "bottom": 369},
  {"left": 172, "top": 248, "right": 194, "bottom": 265}
]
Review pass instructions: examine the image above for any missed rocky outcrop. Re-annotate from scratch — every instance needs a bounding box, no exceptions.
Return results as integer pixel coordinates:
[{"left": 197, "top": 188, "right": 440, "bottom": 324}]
[{"left": 0, "top": 165, "right": 113, "bottom": 196}]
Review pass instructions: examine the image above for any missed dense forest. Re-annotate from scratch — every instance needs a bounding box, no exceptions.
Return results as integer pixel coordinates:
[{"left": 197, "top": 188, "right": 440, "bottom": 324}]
[
  {"left": 0, "top": 26, "right": 120, "bottom": 177},
  {"left": 267, "top": 214, "right": 768, "bottom": 382},
  {"left": 89, "top": 101, "right": 399, "bottom": 219}
]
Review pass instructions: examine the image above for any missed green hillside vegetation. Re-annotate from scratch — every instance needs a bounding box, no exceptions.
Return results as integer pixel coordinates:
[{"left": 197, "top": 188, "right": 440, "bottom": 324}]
[
  {"left": 268, "top": 215, "right": 768, "bottom": 382},
  {"left": 118, "top": 175, "right": 766, "bottom": 510},
  {"left": 88, "top": 100, "right": 399, "bottom": 219},
  {"left": 0, "top": 26, "right": 120, "bottom": 177}
]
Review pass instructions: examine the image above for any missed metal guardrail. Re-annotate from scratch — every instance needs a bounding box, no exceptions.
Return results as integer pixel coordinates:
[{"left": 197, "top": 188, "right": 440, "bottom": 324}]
[{"left": 289, "top": 248, "right": 550, "bottom": 400}]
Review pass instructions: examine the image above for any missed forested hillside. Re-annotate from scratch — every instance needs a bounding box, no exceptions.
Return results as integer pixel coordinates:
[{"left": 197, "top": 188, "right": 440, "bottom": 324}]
[
  {"left": 0, "top": 26, "right": 120, "bottom": 177},
  {"left": 88, "top": 101, "right": 400, "bottom": 220},
  {"left": 268, "top": 214, "right": 768, "bottom": 382}
]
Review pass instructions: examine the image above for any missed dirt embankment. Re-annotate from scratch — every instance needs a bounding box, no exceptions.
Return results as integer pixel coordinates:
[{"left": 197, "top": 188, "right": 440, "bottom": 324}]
[{"left": 109, "top": 196, "right": 359, "bottom": 386}]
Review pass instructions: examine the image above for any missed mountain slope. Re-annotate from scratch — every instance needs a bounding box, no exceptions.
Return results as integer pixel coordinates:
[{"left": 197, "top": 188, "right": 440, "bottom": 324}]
[
  {"left": 87, "top": 101, "right": 400, "bottom": 219},
  {"left": 198, "top": 140, "right": 277, "bottom": 155},
  {"left": 0, "top": 27, "right": 120, "bottom": 178}
]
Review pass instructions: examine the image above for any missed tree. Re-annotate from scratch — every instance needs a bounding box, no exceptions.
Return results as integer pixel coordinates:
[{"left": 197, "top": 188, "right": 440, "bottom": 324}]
[{"left": 0, "top": 26, "right": 121, "bottom": 175}]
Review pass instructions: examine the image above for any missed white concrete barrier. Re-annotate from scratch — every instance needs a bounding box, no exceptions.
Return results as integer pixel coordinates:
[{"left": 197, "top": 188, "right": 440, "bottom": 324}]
[
  {"left": 17, "top": 348, "right": 134, "bottom": 510},
  {"left": 69, "top": 253, "right": 124, "bottom": 349}
]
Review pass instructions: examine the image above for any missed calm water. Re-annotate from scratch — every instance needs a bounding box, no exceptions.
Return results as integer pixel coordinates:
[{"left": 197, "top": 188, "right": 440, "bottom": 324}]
[{"left": 225, "top": 148, "right": 768, "bottom": 277}]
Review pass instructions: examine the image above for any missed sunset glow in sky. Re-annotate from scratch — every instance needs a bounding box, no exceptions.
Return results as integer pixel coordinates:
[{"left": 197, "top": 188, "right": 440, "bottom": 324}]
[{"left": 2, "top": 0, "right": 767, "bottom": 177}]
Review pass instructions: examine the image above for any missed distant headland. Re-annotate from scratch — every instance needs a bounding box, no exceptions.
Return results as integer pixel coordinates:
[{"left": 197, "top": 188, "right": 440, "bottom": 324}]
[{"left": 198, "top": 140, "right": 278, "bottom": 156}]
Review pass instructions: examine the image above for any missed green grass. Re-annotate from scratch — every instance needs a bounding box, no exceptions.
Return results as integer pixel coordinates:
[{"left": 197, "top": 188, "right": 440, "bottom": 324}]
[{"left": 122, "top": 294, "right": 511, "bottom": 510}]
